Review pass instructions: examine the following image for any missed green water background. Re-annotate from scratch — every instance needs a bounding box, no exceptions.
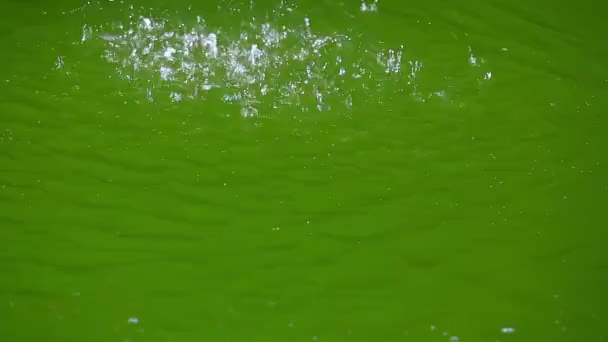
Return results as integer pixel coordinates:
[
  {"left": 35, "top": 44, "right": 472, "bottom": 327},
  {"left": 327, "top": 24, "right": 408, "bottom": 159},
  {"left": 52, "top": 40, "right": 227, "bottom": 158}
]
[{"left": 1, "top": 0, "right": 607, "bottom": 341}]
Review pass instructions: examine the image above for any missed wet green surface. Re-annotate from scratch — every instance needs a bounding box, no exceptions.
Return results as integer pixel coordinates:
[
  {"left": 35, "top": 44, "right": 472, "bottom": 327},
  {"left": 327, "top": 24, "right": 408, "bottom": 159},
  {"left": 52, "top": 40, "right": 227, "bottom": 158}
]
[{"left": 1, "top": 0, "right": 607, "bottom": 341}]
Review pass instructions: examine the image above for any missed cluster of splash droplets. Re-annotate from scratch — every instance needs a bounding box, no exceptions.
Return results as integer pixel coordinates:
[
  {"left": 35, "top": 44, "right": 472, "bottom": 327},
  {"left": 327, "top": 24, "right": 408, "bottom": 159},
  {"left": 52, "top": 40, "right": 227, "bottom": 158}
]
[{"left": 79, "top": 1, "right": 435, "bottom": 116}]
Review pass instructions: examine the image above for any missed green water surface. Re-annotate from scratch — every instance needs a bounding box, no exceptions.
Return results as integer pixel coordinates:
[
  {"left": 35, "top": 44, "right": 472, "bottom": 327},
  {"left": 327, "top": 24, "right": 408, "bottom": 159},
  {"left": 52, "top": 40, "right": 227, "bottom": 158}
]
[{"left": 1, "top": 0, "right": 607, "bottom": 341}]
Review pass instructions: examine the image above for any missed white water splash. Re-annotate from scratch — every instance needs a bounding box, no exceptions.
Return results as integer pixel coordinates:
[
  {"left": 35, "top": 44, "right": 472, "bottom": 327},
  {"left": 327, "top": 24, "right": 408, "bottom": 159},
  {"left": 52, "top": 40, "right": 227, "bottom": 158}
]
[
  {"left": 72, "top": 1, "right": 474, "bottom": 116},
  {"left": 87, "top": 9, "right": 409, "bottom": 116}
]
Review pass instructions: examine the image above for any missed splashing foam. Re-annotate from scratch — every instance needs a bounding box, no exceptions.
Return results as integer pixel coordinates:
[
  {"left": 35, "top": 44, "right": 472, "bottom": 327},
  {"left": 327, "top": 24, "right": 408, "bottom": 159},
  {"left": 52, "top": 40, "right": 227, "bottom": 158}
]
[{"left": 81, "top": 3, "right": 443, "bottom": 116}]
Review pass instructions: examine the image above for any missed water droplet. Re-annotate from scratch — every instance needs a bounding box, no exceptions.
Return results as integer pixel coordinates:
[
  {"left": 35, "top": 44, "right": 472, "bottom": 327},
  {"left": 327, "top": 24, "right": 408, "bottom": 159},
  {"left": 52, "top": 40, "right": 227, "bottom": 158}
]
[{"left": 501, "top": 327, "right": 516, "bottom": 334}]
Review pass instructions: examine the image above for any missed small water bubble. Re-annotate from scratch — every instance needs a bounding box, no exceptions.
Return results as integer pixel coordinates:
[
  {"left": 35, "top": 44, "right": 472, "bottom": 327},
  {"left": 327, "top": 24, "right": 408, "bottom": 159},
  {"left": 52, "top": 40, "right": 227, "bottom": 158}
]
[
  {"left": 55, "top": 56, "right": 64, "bottom": 70},
  {"left": 163, "top": 47, "right": 176, "bottom": 61},
  {"left": 501, "top": 327, "right": 516, "bottom": 334},
  {"left": 360, "top": 0, "right": 378, "bottom": 12},
  {"left": 160, "top": 66, "right": 174, "bottom": 81},
  {"left": 128, "top": 317, "right": 139, "bottom": 325},
  {"left": 241, "top": 106, "right": 258, "bottom": 117},
  {"left": 169, "top": 92, "right": 182, "bottom": 102},
  {"left": 81, "top": 24, "right": 92, "bottom": 42},
  {"left": 141, "top": 18, "right": 153, "bottom": 30},
  {"left": 468, "top": 46, "right": 478, "bottom": 66}
]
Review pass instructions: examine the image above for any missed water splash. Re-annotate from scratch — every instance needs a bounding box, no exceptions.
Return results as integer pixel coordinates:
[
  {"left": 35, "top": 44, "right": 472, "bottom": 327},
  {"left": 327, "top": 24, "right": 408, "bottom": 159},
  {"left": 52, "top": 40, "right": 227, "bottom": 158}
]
[{"left": 73, "top": 1, "right": 471, "bottom": 116}]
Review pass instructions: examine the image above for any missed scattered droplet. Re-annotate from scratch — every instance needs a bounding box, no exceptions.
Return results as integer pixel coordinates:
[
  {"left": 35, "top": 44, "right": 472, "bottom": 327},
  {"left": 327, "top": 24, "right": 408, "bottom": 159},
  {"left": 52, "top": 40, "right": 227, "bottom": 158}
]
[
  {"left": 501, "top": 327, "right": 516, "bottom": 334},
  {"left": 360, "top": 0, "right": 379, "bottom": 12},
  {"left": 169, "top": 92, "right": 182, "bottom": 102},
  {"left": 55, "top": 56, "right": 64, "bottom": 70}
]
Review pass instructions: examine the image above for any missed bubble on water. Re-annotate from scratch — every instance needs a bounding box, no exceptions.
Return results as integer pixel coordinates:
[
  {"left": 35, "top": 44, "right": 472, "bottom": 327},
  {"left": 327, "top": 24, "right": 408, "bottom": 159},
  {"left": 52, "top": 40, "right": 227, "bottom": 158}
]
[
  {"left": 141, "top": 17, "right": 153, "bottom": 30},
  {"left": 408, "top": 60, "right": 424, "bottom": 100},
  {"left": 468, "top": 46, "right": 478, "bottom": 66},
  {"left": 163, "top": 47, "right": 177, "bottom": 61},
  {"left": 55, "top": 56, "right": 64, "bottom": 70},
  {"left": 360, "top": 0, "right": 379, "bottom": 12},
  {"left": 146, "top": 88, "right": 154, "bottom": 102},
  {"left": 377, "top": 46, "right": 403, "bottom": 74},
  {"left": 128, "top": 317, "right": 139, "bottom": 324},
  {"left": 81, "top": 24, "right": 92, "bottom": 42},
  {"left": 241, "top": 106, "right": 258, "bottom": 117},
  {"left": 170, "top": 92, "right": 182, "bottom": 102},
  {"left": 501, "top": 327, "right": 516, "bottom": 334},
  {"left": 160, "top": 66, "right": 174, "bottom": 81}
]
